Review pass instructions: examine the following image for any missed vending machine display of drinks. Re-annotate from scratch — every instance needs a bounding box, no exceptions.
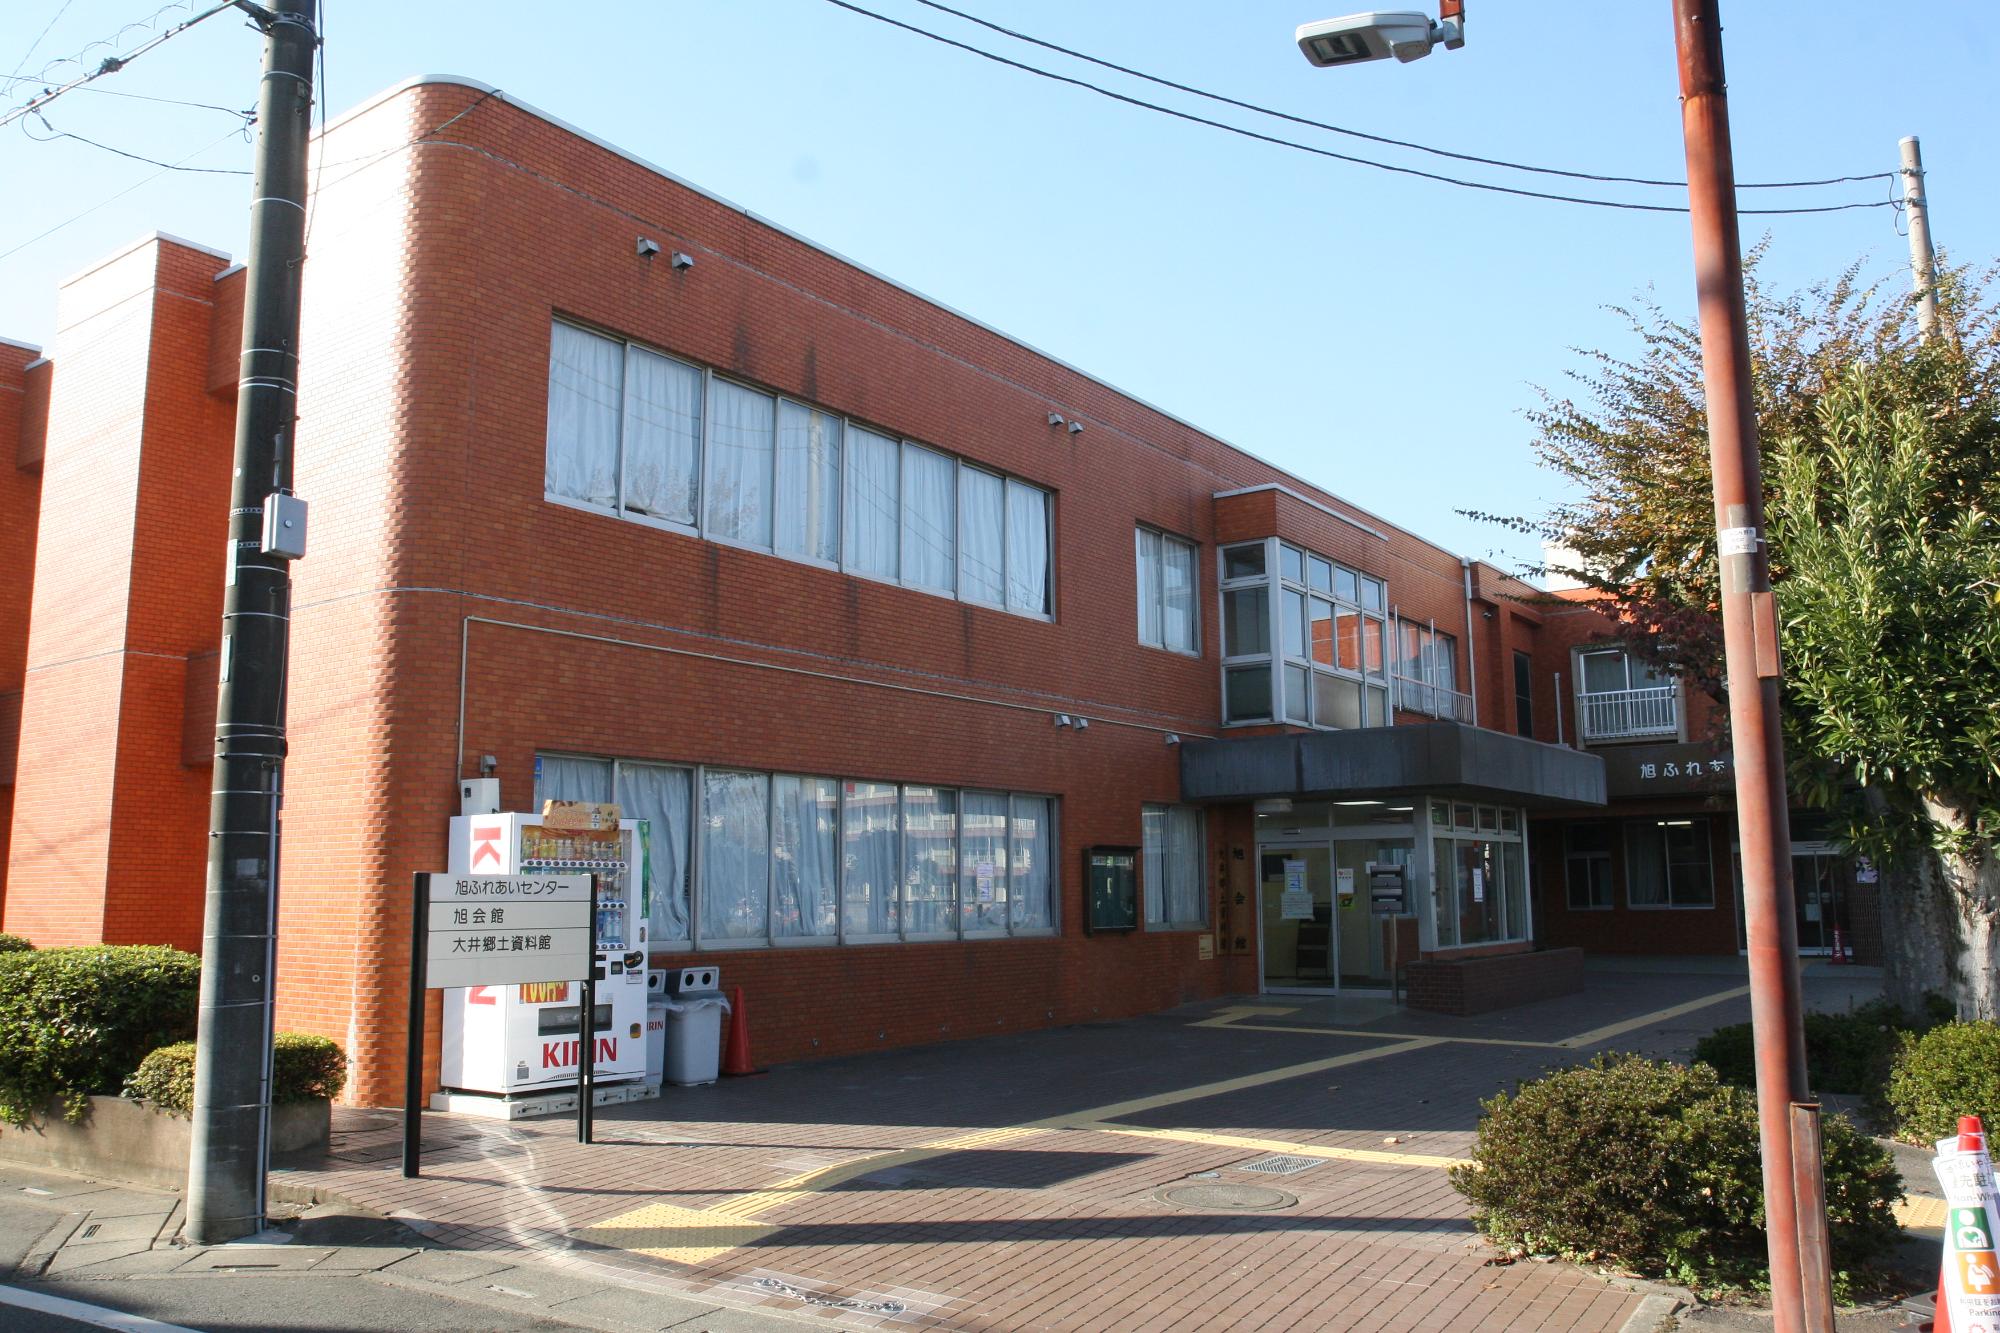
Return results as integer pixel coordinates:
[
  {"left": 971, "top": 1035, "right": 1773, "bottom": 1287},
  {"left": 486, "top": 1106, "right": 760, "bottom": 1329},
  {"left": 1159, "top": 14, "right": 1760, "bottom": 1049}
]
[{"left": 441, "top": 805, "right": 651, "bottom": 1097}]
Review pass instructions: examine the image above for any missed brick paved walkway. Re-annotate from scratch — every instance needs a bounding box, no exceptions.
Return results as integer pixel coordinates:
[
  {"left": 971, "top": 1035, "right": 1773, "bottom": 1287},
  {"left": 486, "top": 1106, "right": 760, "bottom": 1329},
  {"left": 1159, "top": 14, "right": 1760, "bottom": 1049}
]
[{"left": 274, "top": 963, "right": 1877, "bottom": 1331}]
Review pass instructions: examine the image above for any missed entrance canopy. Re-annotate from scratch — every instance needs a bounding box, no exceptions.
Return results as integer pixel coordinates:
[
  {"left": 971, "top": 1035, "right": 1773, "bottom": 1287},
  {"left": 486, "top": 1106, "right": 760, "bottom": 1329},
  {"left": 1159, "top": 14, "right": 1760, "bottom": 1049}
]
[{"left": 1180, "top": 722, "right": 1606, "bottom": 810}]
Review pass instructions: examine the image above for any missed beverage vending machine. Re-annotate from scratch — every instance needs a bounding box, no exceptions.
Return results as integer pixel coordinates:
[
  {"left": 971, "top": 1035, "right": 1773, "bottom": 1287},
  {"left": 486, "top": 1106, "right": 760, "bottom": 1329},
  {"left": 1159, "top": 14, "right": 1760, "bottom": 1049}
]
[{"left": 441, "top": 803, "right": 651, "bottom": 1098}]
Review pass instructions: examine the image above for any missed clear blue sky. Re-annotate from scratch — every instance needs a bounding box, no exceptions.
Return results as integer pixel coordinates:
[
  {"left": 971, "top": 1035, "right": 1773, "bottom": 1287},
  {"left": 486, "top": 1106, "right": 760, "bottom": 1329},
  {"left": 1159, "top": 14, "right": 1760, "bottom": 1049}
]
[{"left": 3, "top": 1, "right": 1991, "bottom": 573}]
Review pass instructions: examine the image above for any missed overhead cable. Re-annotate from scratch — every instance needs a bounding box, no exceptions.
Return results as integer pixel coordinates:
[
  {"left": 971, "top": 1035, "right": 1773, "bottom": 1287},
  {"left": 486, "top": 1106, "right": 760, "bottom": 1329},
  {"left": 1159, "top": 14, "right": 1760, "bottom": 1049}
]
[
  {"left": 0, "top": 0, "right": 236, "bottom": 133},
  {"left": 907, "top": 0, "right": 1892, "bottom": 192},
  {"left": 818, "top": 0, "right": 1890, "bottom": 217}
]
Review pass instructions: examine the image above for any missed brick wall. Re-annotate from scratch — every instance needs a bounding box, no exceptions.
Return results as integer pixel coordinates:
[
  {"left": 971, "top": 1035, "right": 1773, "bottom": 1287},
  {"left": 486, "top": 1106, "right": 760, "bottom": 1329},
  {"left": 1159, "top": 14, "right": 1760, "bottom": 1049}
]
[{"left": 1404, "top": 946, "right": 1584, "bottom": 1016}]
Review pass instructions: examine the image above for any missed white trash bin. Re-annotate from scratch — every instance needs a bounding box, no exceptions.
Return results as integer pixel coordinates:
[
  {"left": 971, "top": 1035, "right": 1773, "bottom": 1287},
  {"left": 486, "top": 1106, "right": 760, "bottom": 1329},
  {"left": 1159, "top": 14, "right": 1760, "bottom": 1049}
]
[
  {"left": 660, "top": 966, "right": 729, "bottom": 1087},
  {"left": 646, "top": 1002, "right": 668, "bottom": 1085}
]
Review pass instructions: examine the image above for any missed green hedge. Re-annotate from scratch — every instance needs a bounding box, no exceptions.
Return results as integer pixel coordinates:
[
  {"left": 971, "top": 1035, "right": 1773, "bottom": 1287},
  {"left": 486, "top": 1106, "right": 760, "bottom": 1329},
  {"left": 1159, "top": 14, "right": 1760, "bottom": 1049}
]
[
  {"left": 1692, "top": 1000, "right": 1912, "bottom": 1100},
  {"left": 1888, "top": 1021, "right": 2000, "bottom": 1145},
  {"left": 0, "top": 934, "right": 33, "bottom": 954},
  {"left": 1450, "top": 1054, "right": 1902, "bottom": 1293},
  {"left": 126, "top": 1034, "right": 347, "bottom": 1117},
  {"left": 0, "top": 945, "right": 202, "bottom": 1125}
]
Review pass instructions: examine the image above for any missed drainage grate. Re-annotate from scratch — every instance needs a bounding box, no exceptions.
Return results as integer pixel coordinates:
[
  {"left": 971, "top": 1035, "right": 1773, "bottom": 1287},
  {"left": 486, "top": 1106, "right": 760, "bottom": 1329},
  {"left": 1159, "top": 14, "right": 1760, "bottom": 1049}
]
[{"left": 1235, "top": 1155, "right": 1320, "bottom": 1177}]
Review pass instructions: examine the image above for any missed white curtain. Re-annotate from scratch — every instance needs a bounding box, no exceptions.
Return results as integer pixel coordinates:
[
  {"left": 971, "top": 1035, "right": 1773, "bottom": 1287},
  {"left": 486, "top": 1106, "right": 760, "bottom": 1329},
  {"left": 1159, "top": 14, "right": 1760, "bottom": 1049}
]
[
  {"left": 534, "top": 753, "right": 612, "bottom": 806},
  {"left": 1163, "top": 537, "right": 1196, "bottom": 653},
  {"left": 621, "top": 346, "right": 701, "bottom": 525},
  {"left": 704, "top": 381, "right": 774, "bottom": 549},
  {"left": 1005, "top": 480, "right": 1050, "bottom": 615},
  {"left": 773, "top": 775, "right": 838, "bottom": 939},
  {"left": 900, "top": 443, "right": 956, "bottom": 593},
  {"left": 700, "top": 770, "right": 769, "bottom": 940},
  {"left": 617, "top": 762, "right": 691, "bottom": 942},
  {"left": 1142, "top": 806, "right": 1166, "bottom": 925},
  {"left": 841, "top": 781, "right": 900, "bottom": 937},
  {"left": 960, "top": 792, "right": 1008, "bottom": 934},
  {"left": 1010, "top": 795, "right": 1052, "bottom": 931},
  {"left": 1135, "top": 528, "right": 1163, "bottom": 646},
  {"left": 958, "top": 469, "right": 1006, "bottom": 607},
  {"left": 901, "top": 786, "right": 956, "bottom": 935},
  {"left": 776, "top": 403, "right": 840, "bottom": 563},
  {"left": 843, "top": 427, "right": 899, "bottom": 580},
  {"left": 1165, "top": 805, "right": 1203, "bottom": 926},
  {"left": 544, "top": 323, "right": 621, "bottom": 507}
]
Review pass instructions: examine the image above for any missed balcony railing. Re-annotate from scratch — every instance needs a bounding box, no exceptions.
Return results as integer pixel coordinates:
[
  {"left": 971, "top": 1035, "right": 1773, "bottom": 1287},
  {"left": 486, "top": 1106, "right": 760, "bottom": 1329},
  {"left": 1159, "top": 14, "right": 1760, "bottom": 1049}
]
[
  {"left": 1393, "top": 674, "right": 1475, "bottom": 724},
  {"left": 1576, "top": 684, "right": 1679, "bottom": 742}
]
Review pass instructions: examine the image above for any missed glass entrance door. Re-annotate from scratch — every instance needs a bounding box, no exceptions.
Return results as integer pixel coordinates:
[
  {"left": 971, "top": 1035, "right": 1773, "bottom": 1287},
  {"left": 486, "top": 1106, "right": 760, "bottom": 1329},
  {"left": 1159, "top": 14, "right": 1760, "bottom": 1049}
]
[
  {"left": 1260, "top": 845, "right": 1337, "bottom": 990},
  {"left": 1732, "top": 843, "right": 1847, "bottom": 954},
  {"left": 1333, "top": 839, "right": 1412, "bottom": 987}
]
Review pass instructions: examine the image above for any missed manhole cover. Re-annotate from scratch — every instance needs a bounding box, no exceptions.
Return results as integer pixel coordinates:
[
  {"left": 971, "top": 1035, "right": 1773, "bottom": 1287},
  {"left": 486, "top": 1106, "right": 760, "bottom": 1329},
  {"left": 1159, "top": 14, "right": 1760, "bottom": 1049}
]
[
  {"left": 1156, "top": 1182, "right": 1297, "bottom": 1212},
  {"left": 1235, "top": 1154, "right": 1320, "bottom": 1177}
]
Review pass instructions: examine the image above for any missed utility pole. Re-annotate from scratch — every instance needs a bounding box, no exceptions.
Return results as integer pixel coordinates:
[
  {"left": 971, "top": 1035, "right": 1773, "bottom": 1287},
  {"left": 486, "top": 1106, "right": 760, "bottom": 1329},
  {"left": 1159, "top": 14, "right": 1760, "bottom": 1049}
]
[
  {"left": 187, "top": 0, "right": 317, "bottom": 1247},
  {"left": 1900, "top": 136, "right": 1938, "bottom": 338},
  {"left": 1671, "top": 3, "right": 1818, "bottom": 1331}
]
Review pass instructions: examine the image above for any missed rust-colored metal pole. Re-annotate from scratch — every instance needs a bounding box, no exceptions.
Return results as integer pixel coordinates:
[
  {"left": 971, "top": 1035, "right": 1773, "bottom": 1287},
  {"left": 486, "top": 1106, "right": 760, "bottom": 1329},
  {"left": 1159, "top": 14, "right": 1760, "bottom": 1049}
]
[
  {"left": 1671, "top": 4, "right": 1814, "bottom": 1329},
  {"left": 1790, "top": 1103, "right": 1835, "bottom": 1332}
]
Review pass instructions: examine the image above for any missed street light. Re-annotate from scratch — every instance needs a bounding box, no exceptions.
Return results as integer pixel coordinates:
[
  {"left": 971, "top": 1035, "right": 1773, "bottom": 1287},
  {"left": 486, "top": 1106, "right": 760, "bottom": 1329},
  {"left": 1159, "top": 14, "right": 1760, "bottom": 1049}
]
[
  {"left": 1293, "top": 4, "right": 1825, "bottom": 1332},
  {"left": 1295, "top": 6, "right": 1463, "bottom": 67}
]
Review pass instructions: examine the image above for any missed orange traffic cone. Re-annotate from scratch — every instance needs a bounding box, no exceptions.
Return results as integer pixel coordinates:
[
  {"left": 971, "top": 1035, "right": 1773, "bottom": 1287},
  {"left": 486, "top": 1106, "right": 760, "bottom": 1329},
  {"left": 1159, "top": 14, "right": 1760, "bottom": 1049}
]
[
  {"left": 1929, "top": 1115, "right": 1989, "bottom": 1333},
  {"left": 721, "top": 985, "right": 762, "bottom": 1076},
  {"left": 1828, "top": 927, "right": 1849, "bottom": 965}
]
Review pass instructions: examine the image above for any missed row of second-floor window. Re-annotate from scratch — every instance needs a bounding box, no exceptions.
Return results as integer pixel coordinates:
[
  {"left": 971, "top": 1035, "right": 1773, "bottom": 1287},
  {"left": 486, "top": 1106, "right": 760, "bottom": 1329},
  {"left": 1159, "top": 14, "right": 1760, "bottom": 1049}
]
[
  {"left": 1219, "top": 538, "right": 1391, "bottom": 727},
  {"left": 537, "top": 753, "right": 1057, "bottom": 947},
  {"left": 543, "top": 319, "right": 1053, "bottom": 617}
]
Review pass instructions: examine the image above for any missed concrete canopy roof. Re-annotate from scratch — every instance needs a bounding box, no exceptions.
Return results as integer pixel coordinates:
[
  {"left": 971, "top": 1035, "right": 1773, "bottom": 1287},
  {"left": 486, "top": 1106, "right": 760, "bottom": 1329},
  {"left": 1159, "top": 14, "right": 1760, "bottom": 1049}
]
[{"left": 1180, "top": 723, "right": 1606, "bottom": 810}]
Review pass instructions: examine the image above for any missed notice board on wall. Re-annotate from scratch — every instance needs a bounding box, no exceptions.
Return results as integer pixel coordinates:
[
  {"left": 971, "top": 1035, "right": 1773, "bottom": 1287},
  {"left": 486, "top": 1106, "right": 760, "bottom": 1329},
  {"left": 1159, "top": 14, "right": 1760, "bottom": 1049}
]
[{"left": 1084, "top": 846, "right": 1138, "bottom": 933}]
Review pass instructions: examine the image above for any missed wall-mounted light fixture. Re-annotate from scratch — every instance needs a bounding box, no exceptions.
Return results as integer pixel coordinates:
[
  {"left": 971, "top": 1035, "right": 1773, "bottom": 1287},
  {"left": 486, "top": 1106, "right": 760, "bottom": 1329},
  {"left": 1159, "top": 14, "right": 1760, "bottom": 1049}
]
[
  {"left": 1047, "top": 412, "right": 1066, "bottom": 427},
  {"left": 1067, "top": 420, "right": 1085, "bottom": 435},
  {"left": 1053, "top": 713, "right": 1073, "bottom": 727},
  {"left": 1073, "top": 716, "right": 1089, "bottom": 730},
  {"left": 670, "top": 251, "right": 695, "bottom": 271},
  {"left": 478, "top": 754, "right": 499, "bottom": 775},
  {"left": 636, "top": 237, "right": 662, "bottom": 259},
  {"left": 1163, "top": 733, "right": 1181, "bottom": 746}
]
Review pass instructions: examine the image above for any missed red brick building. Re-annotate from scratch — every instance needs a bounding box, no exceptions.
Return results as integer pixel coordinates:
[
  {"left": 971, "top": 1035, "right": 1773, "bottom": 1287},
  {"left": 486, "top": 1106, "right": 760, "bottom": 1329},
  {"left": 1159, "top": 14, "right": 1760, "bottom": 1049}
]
[{"left": 0, "top": 78, "right": 1858, "bottom": 1106}]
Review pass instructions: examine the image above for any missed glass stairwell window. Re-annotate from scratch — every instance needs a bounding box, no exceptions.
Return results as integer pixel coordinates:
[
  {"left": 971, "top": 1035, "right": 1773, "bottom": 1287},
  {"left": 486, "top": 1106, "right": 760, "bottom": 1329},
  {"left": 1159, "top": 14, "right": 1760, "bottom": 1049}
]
[
  {"left": 1219, "top": 538, "right": 1388, "bottom": 728},
  {"left": 1575, "top": 648, "right": 1679, "bottom": 742}
]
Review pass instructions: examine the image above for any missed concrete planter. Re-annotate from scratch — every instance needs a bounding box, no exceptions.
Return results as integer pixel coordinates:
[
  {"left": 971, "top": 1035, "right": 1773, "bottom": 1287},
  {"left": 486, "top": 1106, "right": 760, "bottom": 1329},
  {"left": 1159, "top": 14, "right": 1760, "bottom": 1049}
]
[{"left": 0, "top": 1095, "right": 330, "bottom": 1192}]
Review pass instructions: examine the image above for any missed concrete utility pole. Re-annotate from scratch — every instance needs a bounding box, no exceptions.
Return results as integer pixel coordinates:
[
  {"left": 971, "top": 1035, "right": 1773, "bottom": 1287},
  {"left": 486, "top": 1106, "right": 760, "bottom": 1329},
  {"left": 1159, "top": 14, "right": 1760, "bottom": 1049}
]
[
  {"left": 188, "top": 0, "right": 318, "bottom": 1247},
  {"left": 1900, "top": 136, "right": 1938, "bottom": 338},
  {"left": 1671, "top": 3, "right": 1821, "bottom": 1330}
]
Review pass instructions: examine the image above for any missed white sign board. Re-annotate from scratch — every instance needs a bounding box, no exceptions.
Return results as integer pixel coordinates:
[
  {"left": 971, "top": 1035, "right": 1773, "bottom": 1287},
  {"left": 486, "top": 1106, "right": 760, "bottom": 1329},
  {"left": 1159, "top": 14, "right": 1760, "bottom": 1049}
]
[
  {"left": 1934, "top": 1134, "right": 2000, "bottom": 1329},
  {"left": 424, "top": 874, "right": 593, "bottom": 989},
  {"left": 1336, "top": 868, "right": 1355, "bottom": 898}
]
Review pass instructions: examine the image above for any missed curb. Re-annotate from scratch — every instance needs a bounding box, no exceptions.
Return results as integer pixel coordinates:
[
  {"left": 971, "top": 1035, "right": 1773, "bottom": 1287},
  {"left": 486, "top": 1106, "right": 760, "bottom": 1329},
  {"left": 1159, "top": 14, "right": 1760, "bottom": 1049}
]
[{"left": 1618, "top": 1292, "right": 1686, "bottom": 1332}]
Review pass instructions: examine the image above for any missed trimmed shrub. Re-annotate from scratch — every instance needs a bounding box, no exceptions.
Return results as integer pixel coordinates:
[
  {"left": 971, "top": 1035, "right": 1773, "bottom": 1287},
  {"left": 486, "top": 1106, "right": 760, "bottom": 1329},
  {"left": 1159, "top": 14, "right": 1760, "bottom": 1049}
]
[
  {"left": 272, "top": 1033, "right": 347, "bottom": 1104},
  {"left": 0, "top": 934, "right": 33, "bottom": 954},
  {"left": 1888, "top": 1021, "right": 2000, "bottom": 1145},
  {"left": 126, "top": 1033, "right": 348, "bottom": 1117},
  {"left": 1693, "top": 1001, "right": 1910, "bottom": 1100},
  {"left": 0, "top": 945, "right": 201, "bottom": 1125},
  {"left": 1450, "top": 1053, "right": 1902, "bottom": 1292}
]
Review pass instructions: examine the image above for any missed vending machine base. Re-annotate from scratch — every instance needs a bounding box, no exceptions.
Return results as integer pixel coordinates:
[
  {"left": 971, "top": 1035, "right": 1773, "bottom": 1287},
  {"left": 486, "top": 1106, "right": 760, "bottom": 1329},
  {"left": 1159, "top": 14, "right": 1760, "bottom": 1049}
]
[{"left": 430, "top": 1080, "right": 661, "bottom": 1121}]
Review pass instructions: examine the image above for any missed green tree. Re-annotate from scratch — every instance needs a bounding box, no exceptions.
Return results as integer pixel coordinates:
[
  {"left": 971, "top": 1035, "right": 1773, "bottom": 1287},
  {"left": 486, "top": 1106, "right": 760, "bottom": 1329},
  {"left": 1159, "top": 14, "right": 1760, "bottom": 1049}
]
[{"left": 1479, "top": 258, "right": 2000, "bottom": 1015}]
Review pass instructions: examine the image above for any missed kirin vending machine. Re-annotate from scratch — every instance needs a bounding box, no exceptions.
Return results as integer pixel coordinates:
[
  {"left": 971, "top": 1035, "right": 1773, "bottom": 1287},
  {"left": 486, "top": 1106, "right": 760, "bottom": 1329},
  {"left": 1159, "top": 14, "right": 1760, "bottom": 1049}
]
[{"left": 441, "top": 803, "right": 651, "bottom": 1102}]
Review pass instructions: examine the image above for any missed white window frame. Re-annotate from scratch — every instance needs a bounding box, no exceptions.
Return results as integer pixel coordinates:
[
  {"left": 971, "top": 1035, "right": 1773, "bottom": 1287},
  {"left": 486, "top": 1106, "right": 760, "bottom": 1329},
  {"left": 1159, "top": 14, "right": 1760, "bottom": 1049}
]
[
  {"left": 541, "top": 319, "right": 1055, "bottom": 622},
  {"left": 1136, "top": 526, "right": 1200, "bottom": 656},
  {"left": 1142, "top": 803, "right": 1208, "bottom": 930}
]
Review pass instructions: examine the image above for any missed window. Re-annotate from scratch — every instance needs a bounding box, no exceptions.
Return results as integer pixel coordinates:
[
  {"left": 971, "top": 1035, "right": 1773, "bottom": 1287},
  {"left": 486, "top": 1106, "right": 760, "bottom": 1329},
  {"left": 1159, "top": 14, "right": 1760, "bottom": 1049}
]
[
  {"left": 1627, "top": 818, "right": 1715, "bottom": 907},
  {"left": 704, "top": 379, "right": 775, "bottom": 548},
  {"left": 1136, "top": 527, "right": 1198, "bottom": 654},
  {"left": 1576, "top": 648, "right": 1679, "bottom": 742},
  {"left": 1143, "top": 804, "right": 1206, "bottom": 928},
  {"left": 1222, "top": 539, "right": 1388, "bottom": 728},
  {"left": 772, "top": 775, "right": 838, "bottom": 940},
  {"left": 1010, "top": 795, "right": 1053, "bottom": 931},
  {"left": 700, "top": 770, "right": 770, "bottom": 941},
  {"left": 1513, "top": 650, "right": 1534, "bottom": 738},
  {"left": 902, "top": 786, "right": 958, "bottom": 936},
  {"left": 1430, "top": 802, "right": 1532, "bottom": 948},
  {"left": 1564, "top": 823, "right": 1614, "bottom": 910},
  {"left": 960, "top": 792, "right": 1010, "bottom": 936},
  {"left": 544, "top": 320, "right": 1053, "bottom": 618},
  {"left": 619, "top": 761, "right": 694, "bottom": 942},
  {"left": 1395, "top": 623, "right": 1465, "bottom": 720},
  {"left": 842, "top": 780, "right": 901, "bottom": 938}
]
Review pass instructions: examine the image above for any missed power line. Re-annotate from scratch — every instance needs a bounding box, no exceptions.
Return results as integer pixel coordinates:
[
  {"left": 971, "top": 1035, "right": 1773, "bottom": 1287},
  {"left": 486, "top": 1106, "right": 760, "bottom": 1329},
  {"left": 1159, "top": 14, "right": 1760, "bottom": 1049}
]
[
  {"left": 0, "top": 1, "right": 237, "bottom": 132},
  {"left": 0, "top": 123, "right": 244, "bottom": 263},
  {"left": 9, "top": 0, "right": 80, "bottom": 80},
  {"left": 22, "top": 113, "right": 249, "bottom": 173},
  {"left": 0, "top": 74, "right": 254, "bottom": 121},
  {"left": 907, "top": 0, "right": 1891, "bottom": 193},
  {"left": 818, "top": 0, "right": 1893, "bottom": 217}
]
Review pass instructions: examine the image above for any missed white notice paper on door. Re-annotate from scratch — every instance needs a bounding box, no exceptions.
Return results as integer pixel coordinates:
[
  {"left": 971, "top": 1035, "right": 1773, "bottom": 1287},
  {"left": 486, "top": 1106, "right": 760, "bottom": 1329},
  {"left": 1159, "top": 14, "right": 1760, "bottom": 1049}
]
[
  {"left": 1281, "top": 859, "right": 1313, "bottom": 919},
  {"left": 1472, "top": 868, "right": 1485, "bottom": 903},
  {"left": 1336, "top": 868, "right": 1355, "bottom": 897}
]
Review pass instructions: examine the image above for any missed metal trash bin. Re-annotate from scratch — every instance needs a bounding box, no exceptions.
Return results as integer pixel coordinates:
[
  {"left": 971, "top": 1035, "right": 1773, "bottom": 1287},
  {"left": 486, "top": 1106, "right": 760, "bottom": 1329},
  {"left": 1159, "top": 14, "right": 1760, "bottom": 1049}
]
[
  {"left": 645, "top": 970, "right": 669, "bottom": 1086},
  {"left": 660, "top": 966, "right": 729, "bottom": 1087}
]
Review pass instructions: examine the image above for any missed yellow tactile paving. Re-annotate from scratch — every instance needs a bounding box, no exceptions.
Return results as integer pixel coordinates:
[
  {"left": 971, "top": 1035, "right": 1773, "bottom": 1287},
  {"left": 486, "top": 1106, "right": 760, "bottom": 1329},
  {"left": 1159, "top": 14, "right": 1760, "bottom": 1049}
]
[
  {"left": 1897, "top": 1195, "right": 1949, "bottom": 1231},
  {"left": 1036, "top": 1036, "right": 1442, "bottom": 1126},
  {"left": 1556, "top": 985, "right": 1751, "bottom": 1048},
  {"left": 1083, "top": 1121, "right": 1473, "bottom": 1171},
  {"left": 580, "top": 1201, "right": 779, "bottom": 1265}
]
